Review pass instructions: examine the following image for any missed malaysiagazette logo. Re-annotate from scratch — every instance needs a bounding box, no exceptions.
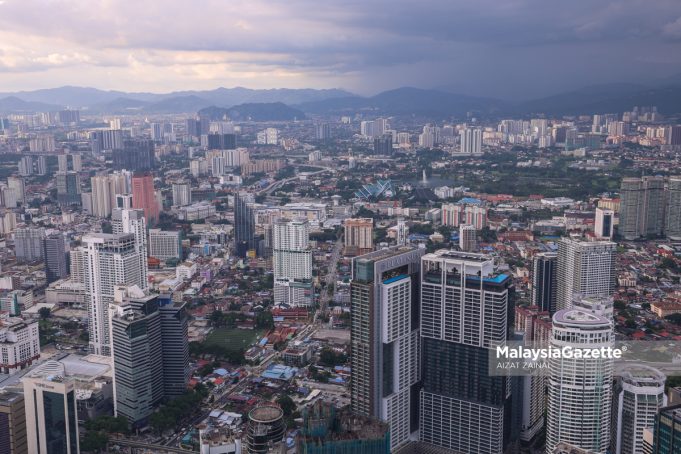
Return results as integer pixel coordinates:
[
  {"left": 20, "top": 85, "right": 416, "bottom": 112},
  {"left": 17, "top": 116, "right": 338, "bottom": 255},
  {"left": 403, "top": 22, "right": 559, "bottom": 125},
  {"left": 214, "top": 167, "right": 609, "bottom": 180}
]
[{"left": 496, "top": 345, "right": 625, "bottom": 361}]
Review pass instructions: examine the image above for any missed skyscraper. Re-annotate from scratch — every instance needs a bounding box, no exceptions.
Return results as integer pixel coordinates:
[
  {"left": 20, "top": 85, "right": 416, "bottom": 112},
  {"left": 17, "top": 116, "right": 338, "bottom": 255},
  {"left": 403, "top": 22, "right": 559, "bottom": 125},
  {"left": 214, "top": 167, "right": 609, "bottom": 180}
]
[
  {"left": 131, "top": 172, "right": 159, "bottom": 226},
  {"left": 148, "top": 229, "right": 182, "bottom": 261},
  {"left": 556, "top": 238, "right": 616, "bottom": 312},
  {"left": 80, "top": 233, "right": 147, "bottom": 356},
  {"left": 610, "top": 366, "right": 666, "bottom": 454},
  {"left": 595, "top": 207, "right": 615, "bottom": 239},
  {"left": 314, "top": 123, "right": 330, "bottom": 141},
  {"left": 112, "top": 205, "right": 149, "bottom": 287},
  {"left": 459, "top": 224, "right": 477, "bottom": 251},
  {"left": 7, "top": 176, "right": 25, "bottom": 204},
  {"left": 343, "top": 218, "right": 373, "bottom": 256},
  {"left": 55, "top": 171, "right": 81, "bottom": 206},
  {"left": 460, "top": 127, "right": 482, "bottom": 154},
  {"left": 619, "top": 176, "right": 666, "bottom": 240},
  {"left": 532, "top": 252, "right": 558, "bottom": 313},
  {"left": 13, "top": 228, "right": 45, "bottom": 263},
  {"left": 0, "top": 391, "right": 28, "bottom": 454},
  {"left": 113, "top": 139, "right": 155, "bottom": 171},
  {"left": 350, "top": 246, "right": 423, "bottom": 451},
  {"left": 419, "top": 250, "right": 513, "bottom": 454},
  {"left": 234, "top": 192, "right": 256, "bottom": 257},
  {"left": 273, "top": 218, "right": 313, "bottom": 307},
  {"left": 158, "top": 294, "right": 190, "bottom": 398},
  {"left": 666, "top": 177, "right": 681, "bottom": 241},
  {"left": 545, "top": 309, "right": 614, "bottom": 454},
  {"left": 654, "top": 405, "right": 681, "bottom": 454},
  {"left": 43, "top": 233, "right": 67, "bottom": 284},
  {"left": 172, "top": 182, "right": 191, "bottom": 207},
  {"left": 91, "top": 173, "right": 128, "bottom": 218},
  {"left": 22, "top": 361, "right": 80, "bottom": 454},
  {"left": 206, "top": 133, "right": 237, "bottom": 150},
  {"left": 373, "top": 134, "right": 392, "bottom": 155}
]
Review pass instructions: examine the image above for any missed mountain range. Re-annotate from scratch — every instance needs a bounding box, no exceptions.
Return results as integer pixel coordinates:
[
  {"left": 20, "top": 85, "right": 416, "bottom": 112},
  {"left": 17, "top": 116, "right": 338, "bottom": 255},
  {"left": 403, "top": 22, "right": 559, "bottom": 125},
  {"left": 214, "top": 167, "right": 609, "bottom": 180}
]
[{"left": 1, "top": 82, "right": 681, "bottom": 117}]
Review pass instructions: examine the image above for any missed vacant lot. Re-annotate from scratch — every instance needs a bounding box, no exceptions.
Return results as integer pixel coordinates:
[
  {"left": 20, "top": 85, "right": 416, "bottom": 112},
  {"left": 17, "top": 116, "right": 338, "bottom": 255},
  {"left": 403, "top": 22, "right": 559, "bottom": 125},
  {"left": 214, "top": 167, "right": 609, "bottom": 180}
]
[{"left": 204, "top": 328, "right": 263, "bottom": 351}]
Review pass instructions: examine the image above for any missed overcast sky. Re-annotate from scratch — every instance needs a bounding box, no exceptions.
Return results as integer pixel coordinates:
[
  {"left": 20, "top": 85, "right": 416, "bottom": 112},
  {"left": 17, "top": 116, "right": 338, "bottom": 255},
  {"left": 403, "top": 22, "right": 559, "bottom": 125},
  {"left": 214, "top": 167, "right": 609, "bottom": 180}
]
[{"left": 1, "top": 0, "right": 681, "bottom": 99}]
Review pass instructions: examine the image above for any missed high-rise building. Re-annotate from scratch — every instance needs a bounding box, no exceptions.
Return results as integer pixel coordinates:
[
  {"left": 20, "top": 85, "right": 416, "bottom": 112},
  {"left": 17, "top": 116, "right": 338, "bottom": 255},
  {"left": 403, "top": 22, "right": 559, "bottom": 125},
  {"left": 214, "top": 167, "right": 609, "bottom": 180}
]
[
  {"left": 172, "top": 182, "right": 191, "bottom": 207},
  {"left": 55, "top": 171, "right": 81, "bottom": 206},
  {"left": 545, "top": 309, "right": 614, "bottom": 454},
  {"left": 350, "top": 246, "right": 423, "bottom": 451},
  {"left": 90, "top": 173, "right": 128, "bottom": 218},
  {"left": 460, "top": 127, "right": 482, "bottom": 154},
  {"left": 670, "top": 125, "right": 681, "bottom": 146},
  {"left": 80, "top": 233, "right": 147, "bottom": 356},
  {"left": 22, "top": 361, "right": 80, "bottom": 454},
  {"left": 619, "top": 176, "right": 666, "bottom": 240},
  {"left": 57, "top": 153, "right": 82, "bottom": 172},
  {"left": 131, "top": 172, "right": 159, "bottom": 226},
  {"left": 206, "top": 133, "right": 237, "bottom": 150},
  {"left": 7, "top": 177, "right": 25, "bottom": 204},
  {"left": 373, "top": 134, "right": 392, "bottom": 155},
  {"left": 595, "top": 207, "right": 615, "bottom": 239},
  {"left": 654, "top": 404, "right": 681, "bottom": 454},
  {"left": 158, "top": 294, "right": 190, "bottom": 398},
  {"left": 148, "top": 229, "right": 182, "bottom": 261},
  {"left": 234, "top": 192, "right": 256, "bottom": 257},
  {"left": 556, "top": 238, "right": 616, "bottom": 312},
  {"left": 459, "top": 224, "right": 477, "bottom": 251},
  {"left": 0, "top": 391, "right": 28, "bottom": 454},
  {"left": 532, "top": 252, "right": 558, "bottom": 313},
  {"left": 113, "top": 139, "right": 155, "bottom": 171},
  {"left": 611, "top": 366, "right": 666, "bottom": 454},
  {"left": 273, "top": 218, "right": 313, "bottom": 307},
  {"left": 314, "top": 123, "right": 331, "bottom": 141},
  {"left": 343, "top": 218, "right": 373, "bottom": 256},
  {"left": 43, "top": 233, "right": 67, "bottom": 284},
  {"left": 419, "top": 250, "right": 513, "bottom": 454},
  {"left": 13, "top": 228, "right": 45, "bottom": 263},
  {"left": 112, "top": 206, "right": 148, "bottom": 286},
  {"left": 666, "top": 177, "right": 681, "bottom": 241},
  {"left": 17, "top": 157, "right": 32, "bottom": 177},
  {"left": 0, "top": 315, "right": 40, "bottom": 374}
]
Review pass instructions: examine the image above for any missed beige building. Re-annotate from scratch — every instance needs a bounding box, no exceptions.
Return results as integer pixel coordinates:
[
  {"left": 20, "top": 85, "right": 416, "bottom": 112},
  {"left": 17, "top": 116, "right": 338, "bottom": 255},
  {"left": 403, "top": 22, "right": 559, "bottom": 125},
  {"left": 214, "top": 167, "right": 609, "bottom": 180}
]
[{"left": 344, "top": 218, "right": 373, "bottom": 256}]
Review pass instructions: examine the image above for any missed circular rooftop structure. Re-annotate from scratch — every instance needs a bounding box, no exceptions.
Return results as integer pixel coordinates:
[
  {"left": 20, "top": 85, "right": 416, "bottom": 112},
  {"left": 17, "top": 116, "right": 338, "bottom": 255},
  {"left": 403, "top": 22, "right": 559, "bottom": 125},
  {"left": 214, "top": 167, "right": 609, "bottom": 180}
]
[{"left": 248, "top": 405, "right": 284, "bottom": 424}]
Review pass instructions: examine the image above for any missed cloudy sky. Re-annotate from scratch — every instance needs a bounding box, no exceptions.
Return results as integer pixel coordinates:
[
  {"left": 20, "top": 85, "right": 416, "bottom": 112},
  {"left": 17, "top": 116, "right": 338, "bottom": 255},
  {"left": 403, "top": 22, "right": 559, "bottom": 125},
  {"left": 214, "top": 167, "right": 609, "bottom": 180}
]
[{"left": 1, "top": 0, "right": 681, "bottom": 99}]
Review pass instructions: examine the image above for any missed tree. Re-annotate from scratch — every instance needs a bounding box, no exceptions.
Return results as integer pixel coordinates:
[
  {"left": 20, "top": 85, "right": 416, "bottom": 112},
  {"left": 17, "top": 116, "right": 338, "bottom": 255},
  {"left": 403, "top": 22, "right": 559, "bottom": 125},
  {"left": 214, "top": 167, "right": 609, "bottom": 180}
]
[
  {"left": 80, "top": 431, "right": 109, "bottom": 453},
  {"left": 255, "top": 311, "right": 274, "bottom": 330},
  {"left": 319, "top": 347, "right": 346, "bottom": 366},
  {"left": 38, "top": 307, "right": 51, "bottom": 319},
  {"left": 277, "top": 394, "right": 296, "bottom": 416}
]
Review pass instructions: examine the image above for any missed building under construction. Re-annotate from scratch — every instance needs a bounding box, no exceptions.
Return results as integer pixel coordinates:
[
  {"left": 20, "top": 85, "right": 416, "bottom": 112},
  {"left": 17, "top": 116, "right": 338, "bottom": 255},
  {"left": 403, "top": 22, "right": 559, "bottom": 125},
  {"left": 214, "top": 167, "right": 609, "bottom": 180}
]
[
  {"left": 297, "top": 401, "right": 390, "bottom": 454},
  {"left": 245, "top": 404, "right": 286, "bottom": 454}
]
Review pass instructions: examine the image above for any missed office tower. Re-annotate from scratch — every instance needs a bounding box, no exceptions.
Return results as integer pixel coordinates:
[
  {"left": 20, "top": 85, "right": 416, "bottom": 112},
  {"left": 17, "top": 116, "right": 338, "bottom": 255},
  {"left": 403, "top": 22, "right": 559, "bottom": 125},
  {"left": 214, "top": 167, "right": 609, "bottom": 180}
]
[
  {"left": 7, "top": 177, "right": 25, "bottom": 204},
  {"left": 150, "top": 122, "right": 163, "bottom": 141},
  {"left": 459, "top": 224, "right": 477, "bottom": 251},
  {"left": 43, "top": 233, "right": 67, "bottom": 284},
  {"left": 0, "top": 290, "right": 33, "bottom": 316},
  {"left": 419, "top": 250, "right": 513, "bottom": 454},
  {"left": 22, "top": 361, "right": 80, "bottom": 454},
  {"left": 545, "top": 309, "right": 614, "bottom": 454},
  {"left": 14, "top": 228, "right": 45, "bottom": 263},
  {"left": 148, "top": 229, "right": 182, "bottom": 261},
  {"left": 103, "top": 129, "right": 124, "bottom": 151},
  {"left": 55, "top": 171, "right": 81, "bottom": 206},
  {"left": 17, "top": 157, "right": 32, "bottom": 177},
  {"left": 273, "top": 218, "right": 313, "bottom": 307},
  {"left": 158, "top": 295, "right": 190, "bottom": 397},
  {"left": 113, "top": 139, "right": 155, "bottom": 171},
  {"left": 315, "top": 123, "right": 330, "bottom": 141},
  {"left": 234, "top": 192, "right": 256, "bottom": 257},
  {"left": 0, "top": 391, "right": 28, "bottom": 454},
  {"left": 207, "top": 133, "right": 237, "bottom": 150},
  {"left": 172, "top": 182, "right": 191, "bottom": 207},
  {"left": 373, "top": 134, "right": 392, "bottom": 155},
  {"left": 611, "top": 367, "right": 666, "bottom": 454},
  {"left": 556, "top": 238, "right": 616, "bottom": 312},
  {"left": 343, "top": 218, "right": 373, "bottom": 256},
  {"left": 131, "top": 172, "right": 159, "bottom": 226},
  {"left": 532, "top": 252, "right": 558, "bottom": 313},
  {"left": 57, "top": 110, "right": 80, "bottom": 124},
  {"left": 595, "top": 207, "right": 615, "bottom": 239},
  {"left": 460, "top": 127, "right": 482, "bottom": 154},
  {"left": 350, "top": 246, "right": 423, "bottom": 451},
  {"left": 654, "top": 405, "right": 681, "bottom": 453},
  {"left": 670, "top": 125, "right": 681, "bottom": 146},
  {"left": 666, "top": 177, "right": 681, "bottom": 240},
  {"left": 109, "top": 288, "right": 163, "bottom": 427},
  {"left": 185, "top": 118, "right": 199, "bottom": 138},
  {"left": 619, "top": 176, "right": 666, "bottom": 240},
  {"left": 81, "top": 234, "right": 147, "bottom": 356}
]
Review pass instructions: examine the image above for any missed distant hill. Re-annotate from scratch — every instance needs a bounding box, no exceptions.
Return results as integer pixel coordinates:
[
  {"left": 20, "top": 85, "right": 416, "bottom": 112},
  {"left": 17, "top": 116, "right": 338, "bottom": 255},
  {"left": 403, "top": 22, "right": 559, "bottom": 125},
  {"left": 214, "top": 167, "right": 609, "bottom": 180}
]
[
  {"left": 297, "top": 87, "right": 507, "bottom": 117},
  {"left": 198, "top": 102, "right": 305, "bottom": 121},
  {"left": 89, "top": 97, "right": 150, "bottom": 113},
  {"left": 144, "top": 95, "right": 213, "bottom": 113},
  {"left": 0, "top": 96, "right": 62, "bottom": 113},
  {"left": 0, "top": 86, "right": 354, "bottom": 110}
]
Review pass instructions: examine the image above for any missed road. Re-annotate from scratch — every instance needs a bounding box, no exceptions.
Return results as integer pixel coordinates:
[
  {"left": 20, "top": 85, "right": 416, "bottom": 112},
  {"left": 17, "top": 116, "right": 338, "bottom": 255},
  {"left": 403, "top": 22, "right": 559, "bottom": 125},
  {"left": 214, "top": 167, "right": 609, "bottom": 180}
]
[
  {"left": 317, "top": 236, "right": 344, "bottom": 318},
  {"left": 257, "top": 165, "right": 335, "bottom": 196},
  {"left": 111, "top": 439, "right": 197, "bottom": 453}
]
